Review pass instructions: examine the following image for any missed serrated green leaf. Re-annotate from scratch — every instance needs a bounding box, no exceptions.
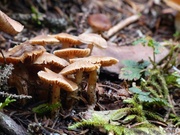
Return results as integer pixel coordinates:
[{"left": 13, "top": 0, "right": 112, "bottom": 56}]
[
  {"left": 138, "top": 95, "right": 154, "bottom": 102},
  {"left": 129, "top": 87, "right": 150, "bottom": 96},
  {"left": 119, "top": 67, "right": 142, "bottom": 80},
  {"left": 119, "top": 60, "right": 150, "bottom": 80}
]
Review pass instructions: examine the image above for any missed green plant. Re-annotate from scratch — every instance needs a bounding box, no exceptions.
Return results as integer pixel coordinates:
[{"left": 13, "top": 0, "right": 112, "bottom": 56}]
[
  {"left": 69, "top": 110, "right": 165, "bottom": 135},
  {"left": 119, "top": 60, "right": 150, "bottom": 80},
  {"left": 169, "top": 113, "right": 180, "bottom": 127},
  {"left": 0, "top": 96, "right": 16, "bottom": 110},
  {"left": 32, "top": 102, "right": 61, "bottom": 115},
  {"left": 31, "top": 6, "right": 43, "bottom": 25}
]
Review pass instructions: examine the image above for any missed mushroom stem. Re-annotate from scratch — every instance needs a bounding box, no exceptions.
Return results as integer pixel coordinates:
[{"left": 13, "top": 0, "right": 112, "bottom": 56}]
[
  {"left": 51, "top": 85, "right": 61, "bottom": 116},
  {"left": 51, "top": 85, "right": 61, "bottom": 105},
  {"left": 87, "top": 70, "right": 98, "bottom": 105},
  {"left": 87, "top": 44, "right": 93, "bottom": 56},
  {"left": 75, "top": 71, "right": 83, "bottom": 85},
  {"left": 66, "top": 71, "right": 83, "bottom": 110}
]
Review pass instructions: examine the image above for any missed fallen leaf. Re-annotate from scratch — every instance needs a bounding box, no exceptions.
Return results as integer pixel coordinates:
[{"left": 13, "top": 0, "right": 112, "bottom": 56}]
[{"left": 92, "top": 43, "right": 169, "bottom": 74}]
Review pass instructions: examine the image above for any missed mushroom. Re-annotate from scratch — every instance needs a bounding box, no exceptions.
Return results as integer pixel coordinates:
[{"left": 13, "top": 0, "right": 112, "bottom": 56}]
[
  {"left": 0, "top": 43, "right": 46, "bottom": 64},
  {"left": 38, "top": 68, "right": 78, "bottom": 111},
  {"left": 53, "top": 48, "right": 90, "bottom": 61},
  {"left": 78, "top": 33, "right": 108, "bottom": 55},
  {"left": 50, "top": 33, "right": 82, "bottom": 48},
  {"left": 0, "top": 10, "right": 24, "bottom": 35},
  {"left": 69, "top": 56, "right": 119, "bottom": 105},
  {"left": 0, "top": 43, "right": 46, "bottom": 104},
  {"left": 60, "top": 60, "right": 100, "bottom": 84},
  {"left": 70, "top": 56, "right": 119, "bottom": 66},
  {"left": 164, "top": 0, "right": 180, "bottom": 31},
  {"left": 87, "top": 13, "right": 111, "bottom": 33},
  {"left": 29, "top": 34, "right": 60, "bottom": 46},
  {"left": 33, "top": 52, "right": 69, "bottom": 72},
  {"left": 60, "top": 61, "right": 100, "bottom": 109}
]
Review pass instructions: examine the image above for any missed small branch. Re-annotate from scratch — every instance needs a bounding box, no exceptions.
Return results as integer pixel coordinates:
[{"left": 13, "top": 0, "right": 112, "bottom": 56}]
[
  {"left": 0, "top": 91, "right": 32, "bottom": 99},
  {"left": 106, "top": 14, "right": 140, "bottom": 38}
]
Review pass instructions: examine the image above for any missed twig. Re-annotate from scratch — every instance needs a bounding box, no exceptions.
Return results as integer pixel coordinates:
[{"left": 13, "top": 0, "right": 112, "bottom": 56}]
[
  {"left": 106, "top": 14, "right": 140, "bottom": 38},
  {"left": 0, "top": 91, "right": 32, "bottom": 99}
]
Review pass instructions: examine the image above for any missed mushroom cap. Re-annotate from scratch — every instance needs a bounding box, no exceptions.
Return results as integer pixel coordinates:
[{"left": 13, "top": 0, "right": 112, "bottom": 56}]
[
  {"left": 88, "top": 13, "right": 111, "bottom": 31},
  {"left": 33, "top": 52, "right": 69, "bottom": 68},
  {"left": 78, "top": 33, "right": 108, "bottom": 49},
  {"left": 0, "top": 43, "right": 46, "bottom": 64},
  {"left": 164, "top": 0, "right": 180, "bottom": 11},
  {"left": 0, "top": 10, "right": 24, "bottom": 35},
  {"left": 69, "top": 56, "right": 119, "bottom": 66},
  {"left": 53, "top": 48, "right": 90, "bottom": 58},
  {"left": 50, "top": 33, "right": 82, "bottom": 45},
  {"left": 60, "top": 61, "right": 100, "bottom": 75},
  {"left": 38, "top": 68, "right": 78, "bottom": 91},
  {"left": 29, "top": 34, "right": 60, "bottom": 45}
]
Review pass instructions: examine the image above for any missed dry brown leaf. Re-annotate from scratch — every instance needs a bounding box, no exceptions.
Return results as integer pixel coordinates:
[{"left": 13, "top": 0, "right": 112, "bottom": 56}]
[
  {"left": 0, "top": 10, "right": 24, "bottom": 35},
  {"left": 92, "top": 43, "right": 169, "bottom": 74}
]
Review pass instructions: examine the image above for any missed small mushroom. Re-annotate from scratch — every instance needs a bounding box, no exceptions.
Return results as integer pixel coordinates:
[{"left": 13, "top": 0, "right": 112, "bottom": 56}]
[
  {"left": 50, "top": 33, "right": 82, "bottom": 48},
  {"left": 0, "top": 10, "right": 24, "bottom": 35},
  {"left": 70, "top": 56, "right": 119, "bottom": 105},
  {"left": 0, "top": 43, "right": 45, "bottom": 105},
  {"left": 29, "top": 34, "right": 60, "bottom": 46},
  {"left": 38, "top": 68, "right": 78, "bottom": 112},
  {"left": 70, "top": 56, "right": 119, "bottom": 66},
  {"left": 78, "top": 33, "right": 108, "bottom": 55},
  {"left": 88, "top": 13, "right": 111, "bottom": 33},
  {"left": 0, "top": 43, "right": 46, "bottom": 64},
  {"left": 53, "top": 48, "right": 90, "bottom": 61},
  {"left": 33, "top": 52, "right": 69, "bottom": 71},
  {"left": 60, "top": 60, "right": 99, "bottom": 84},
  {"left": 164, "top": 0, "right": 180, "bottom": 31},
  {"left": 60, "top": 61, "right": 100, "bottom": 109}
]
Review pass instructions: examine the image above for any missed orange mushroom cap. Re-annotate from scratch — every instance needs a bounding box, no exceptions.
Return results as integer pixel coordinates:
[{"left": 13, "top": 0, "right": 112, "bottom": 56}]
[
  {"left": 53, "top": 48, "right": 90, "bottom": 59},
  {"left": 33, "top": 52, "right": 69, "bottom": 68},
  {"left": 38, "top": 68, "right": 78, "bottom": 92},
  {"left": 60, "top": 61, "right": 100, "bottom": 75},
  {"left": 78, "top": 33, "right": 108, "bottom": 49},
  {"left": 50, "top": 33, "right": 82, "bottom": 46},
  {"left": 164, "top": 0, "right": 180, "bottom": 11},
  {"left": 0, "top": 43, "right": 46, "bottom": 64},
  {"left": 69, "top": 56, "right": 119, "bottom": 66},
  {"left": 0, "top": 10, "right": 24, "bottom": 35},
  {"left": 29, "top": 34, "right": 60, "bottom": 45},
  {"left": 88, "top": 13, "right": 111, "bottom": 31}
]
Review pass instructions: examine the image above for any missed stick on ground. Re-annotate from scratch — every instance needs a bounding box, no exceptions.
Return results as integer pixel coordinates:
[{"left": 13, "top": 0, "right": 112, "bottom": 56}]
[{"left": 106, "top": 14, "right": 140, "bottom": 38}]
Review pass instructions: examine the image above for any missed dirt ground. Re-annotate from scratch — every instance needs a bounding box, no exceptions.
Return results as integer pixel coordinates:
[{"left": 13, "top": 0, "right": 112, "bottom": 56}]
[{"left": 0, "top": 0, "right": 179, "bottom": 135}]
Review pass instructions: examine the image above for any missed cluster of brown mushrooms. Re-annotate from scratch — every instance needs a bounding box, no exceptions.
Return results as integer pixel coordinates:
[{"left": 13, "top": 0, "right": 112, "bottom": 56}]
[{"left": 0, "top": 32, "right": 119, "bottom": 112}]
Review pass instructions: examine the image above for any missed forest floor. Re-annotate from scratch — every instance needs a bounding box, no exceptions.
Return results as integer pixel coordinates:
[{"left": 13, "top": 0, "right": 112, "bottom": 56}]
[{"left": 0, "top": 0, "right": 180, "bottom": 135}]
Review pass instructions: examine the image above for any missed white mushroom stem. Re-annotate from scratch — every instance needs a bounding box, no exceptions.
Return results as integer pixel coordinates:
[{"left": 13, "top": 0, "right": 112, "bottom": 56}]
[
  {"left": 51, "top": 85, "right": 61, "bottom": 105},
  {"left": 87, "top": 70, "right": 98, "bottom": 105}
]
